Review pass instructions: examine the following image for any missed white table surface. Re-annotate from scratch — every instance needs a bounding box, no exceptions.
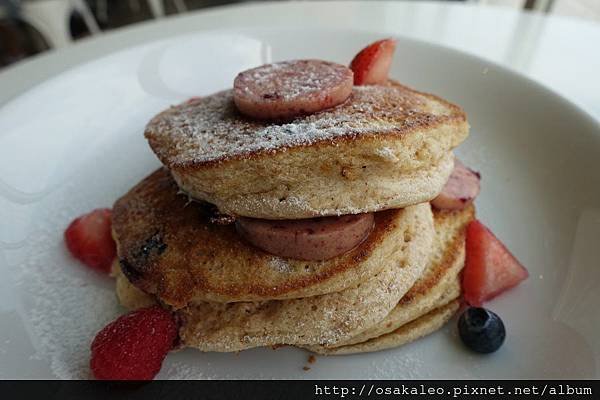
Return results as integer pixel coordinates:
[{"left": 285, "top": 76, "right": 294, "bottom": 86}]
[{"left": 1, "top": 0, "right": 599, "bottom": 122}]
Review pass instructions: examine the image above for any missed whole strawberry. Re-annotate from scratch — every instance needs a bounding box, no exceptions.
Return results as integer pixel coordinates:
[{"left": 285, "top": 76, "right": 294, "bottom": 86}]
[
  {"left": 64, "top": 208, "right": 116, "bottom": 273},
  {"left": 90, "top": 306, "right": 178, "bottom": 380}
]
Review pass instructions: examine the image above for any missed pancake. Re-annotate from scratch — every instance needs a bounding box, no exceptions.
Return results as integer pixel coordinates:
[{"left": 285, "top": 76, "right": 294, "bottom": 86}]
[
  {"left": 113, "top": 199, "right": 432, "bottom": 350},
  {"left": 145, "top": 81, "right": 468, "bottom": 219},
  {"left": 307, "top": 298, "right": 461, "bottom": 355},
  {"left": 112, "top": 168, "right": 435, "bottom": 306},
  {"left": 113, "top": 203, "right": 472, "bottom": 353},
  {"left": 304, "top": 205, "right": 473, "bottom": 351},
  {"left": 176, "top": 239, "right": 430, "bottom": 352},
  {"left": 111, "top": 259, "right": 155, "bottom": 310}
]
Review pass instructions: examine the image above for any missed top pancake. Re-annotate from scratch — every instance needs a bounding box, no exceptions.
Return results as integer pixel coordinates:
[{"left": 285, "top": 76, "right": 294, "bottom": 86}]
[
  {"left": 145, "top": 80, "right": 469, "bottom": 219},
  {"left": 112, "top": 168, "right": 434, "bottom": 307}
]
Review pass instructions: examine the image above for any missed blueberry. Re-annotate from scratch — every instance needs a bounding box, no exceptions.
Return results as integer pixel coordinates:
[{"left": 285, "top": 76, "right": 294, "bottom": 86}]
[{"left": 458, "top": 307, "right": 505, "bottom": 353}]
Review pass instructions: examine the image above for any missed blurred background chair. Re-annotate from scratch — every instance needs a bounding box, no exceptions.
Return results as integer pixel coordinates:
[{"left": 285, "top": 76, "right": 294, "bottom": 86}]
[
  {"left": 145, "top": 0, "right": 187, "bottom": 18},
  {"left": 0, "top": 0, "right": 189, "bottom": 51},
  {"left": 19, "top": 0, "right": 101, "bottom": 48},
  {"left": 95, "top": 0, "right": 187, "bottom": 21},
  {"left": 524, "top": 0, "right": 554, "bottom": 12},
  {"left": 0, "top": 0, "right": 598, "bottom": 70},
  {"left": 0, "top": 0, "right": 189, "bottom": 66}
]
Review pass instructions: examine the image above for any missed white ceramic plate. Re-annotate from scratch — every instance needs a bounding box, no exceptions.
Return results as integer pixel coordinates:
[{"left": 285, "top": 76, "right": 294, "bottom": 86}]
[{"left": 1, "top": 28, "right": 599, "bottom": 379}]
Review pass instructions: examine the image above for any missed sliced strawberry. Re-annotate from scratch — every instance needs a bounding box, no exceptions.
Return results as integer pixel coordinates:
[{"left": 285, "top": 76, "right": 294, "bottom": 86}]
[
  {"left": 463, "top": 220, "right": 528, "bottom": 306},
  {"left": 349, "top": 38, "right": 396, "bottom": 85},
  {"left": 64, "top": 208, "right": 116, "bottom": 274}
]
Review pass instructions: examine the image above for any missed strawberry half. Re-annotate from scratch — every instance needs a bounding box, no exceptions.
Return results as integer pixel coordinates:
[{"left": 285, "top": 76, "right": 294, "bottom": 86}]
[
  {"left": 463, "top": 220, "right": 528, "bottom": 306},
  {"left": 350, "top": 38, "right": 397, "bottom": 85},
  {"left": 64, "top": 208, "right": 116, "bottom": 274}
]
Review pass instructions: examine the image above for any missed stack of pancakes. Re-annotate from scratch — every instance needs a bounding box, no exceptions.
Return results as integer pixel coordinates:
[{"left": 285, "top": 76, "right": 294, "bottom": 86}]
[{"left": 111, "top": 80, "right": 474, "bottom": 355}]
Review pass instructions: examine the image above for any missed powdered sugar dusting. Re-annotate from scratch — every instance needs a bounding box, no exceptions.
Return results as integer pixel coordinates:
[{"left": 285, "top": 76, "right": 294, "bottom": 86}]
[
  {"left": 367, "top": 349, "right": 427, "bottom": 379},
  {"left": 145, "top": 84, "right": 444, "bottom": 166},
  {"left": 14, "top": 226, "right": 120, "bottom": 379},
  {"left": 375, "top": 146, "right": 398, "bottom": 161},
  {"left": 160, "top": 359, "right": 219, "bottom": 380},
  {"left": 268, "top": 258, "right": 292, "bottom": 273}
]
